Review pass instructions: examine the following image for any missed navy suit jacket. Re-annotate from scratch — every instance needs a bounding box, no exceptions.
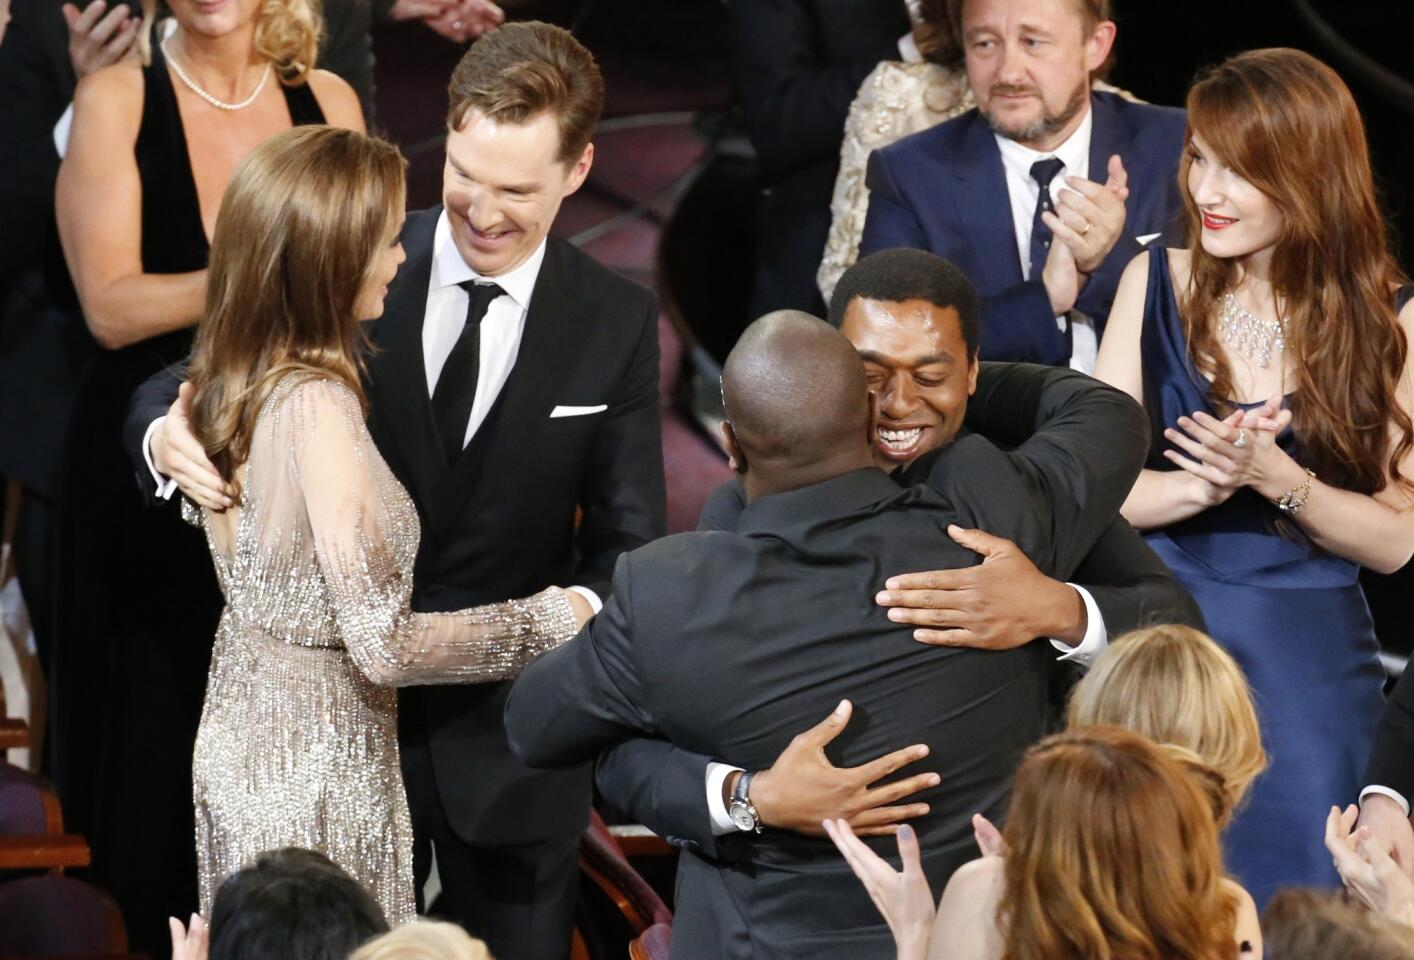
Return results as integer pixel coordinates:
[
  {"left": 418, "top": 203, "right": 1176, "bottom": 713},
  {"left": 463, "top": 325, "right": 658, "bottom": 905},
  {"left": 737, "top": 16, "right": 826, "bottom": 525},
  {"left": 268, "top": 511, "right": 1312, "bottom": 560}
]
[{"left": 860, "top": 91, "right": 1186, "bottom": 365}]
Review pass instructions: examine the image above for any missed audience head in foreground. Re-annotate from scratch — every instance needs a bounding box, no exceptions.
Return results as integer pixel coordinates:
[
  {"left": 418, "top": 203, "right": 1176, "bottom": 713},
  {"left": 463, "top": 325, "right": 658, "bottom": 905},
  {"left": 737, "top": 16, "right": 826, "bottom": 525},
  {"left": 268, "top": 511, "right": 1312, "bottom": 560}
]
[
  {"left": 351, "top": 920, "right": 495, "bottom": 960},
  {"left": 1068, "top": 624, "right": 1267, "bottom": 826},
  {"left": 828, "top": 725, "right": 1259, "bottom": 960},
  {"left": 1261, "top": 888, "right": 1414, "bottom": 960},
  {"left": 188, "top": 125, "right": 407, "bottom": 488},
  {"left": 719, "top": 309, "right": 877, "bottom": 499},
  {"left": 208, "top": 848, "right": 389, "bottom": 960},
  {"left": 826, "top": 249, "right": 980, "bottom": 465}
]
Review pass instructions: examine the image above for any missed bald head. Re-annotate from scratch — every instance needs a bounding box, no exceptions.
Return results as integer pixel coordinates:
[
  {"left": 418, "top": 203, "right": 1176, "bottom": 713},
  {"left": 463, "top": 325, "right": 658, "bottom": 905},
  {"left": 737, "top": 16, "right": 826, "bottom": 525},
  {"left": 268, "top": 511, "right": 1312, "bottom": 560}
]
[{"left": 721, "top": 311, "right": 873, "bottom": 485}]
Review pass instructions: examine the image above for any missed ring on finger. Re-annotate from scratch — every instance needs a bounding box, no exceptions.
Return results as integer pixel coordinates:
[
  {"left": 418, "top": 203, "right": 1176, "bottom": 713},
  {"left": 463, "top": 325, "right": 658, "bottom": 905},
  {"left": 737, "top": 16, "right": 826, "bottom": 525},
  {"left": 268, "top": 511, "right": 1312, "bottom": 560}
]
[
  {"left": 1232, "top": 429, "right": 1250, "bottom": 449},
  {"left": 453, "top": 18, "right": 463, "bottom": 28},
  {"left": 1080, "top": 221, "right": 1092, "bottom": 236}
]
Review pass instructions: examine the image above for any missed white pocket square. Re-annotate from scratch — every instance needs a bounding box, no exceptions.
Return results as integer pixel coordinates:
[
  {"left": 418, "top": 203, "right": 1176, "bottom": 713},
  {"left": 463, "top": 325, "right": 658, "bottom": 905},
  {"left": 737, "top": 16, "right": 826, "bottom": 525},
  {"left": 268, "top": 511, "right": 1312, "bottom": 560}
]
[
  {"left": 1136, "top": 233, "right": 1162, "bottom": 245},
  {"left": 550, "top": 404, "right": 608, "bottom": 418}
]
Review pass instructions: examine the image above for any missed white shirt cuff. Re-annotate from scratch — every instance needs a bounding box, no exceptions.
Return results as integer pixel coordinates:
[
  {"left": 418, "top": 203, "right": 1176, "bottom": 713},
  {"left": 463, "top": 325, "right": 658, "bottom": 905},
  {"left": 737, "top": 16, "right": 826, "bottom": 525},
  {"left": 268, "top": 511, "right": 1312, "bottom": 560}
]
[
  {"left": 566, "top": 586, "right": 602, "bottom": 615},
  {"left": 706, "top": 761, "right": 744, "bottom": 835},
  {"left": 142, "top": 417, "right": 179, "bottom": 501},
  {"left": 54, "top": 102, "right": 74, "bottom": 158},
  {"left": 1361, "top": 785, "right": 1412, "bottom": 816},
  {"left": 1049, "top": 584, "right": 1107, "bottom": 666},
  {"left": 897, "top": 32, "right": 922, "bottom": 63}
]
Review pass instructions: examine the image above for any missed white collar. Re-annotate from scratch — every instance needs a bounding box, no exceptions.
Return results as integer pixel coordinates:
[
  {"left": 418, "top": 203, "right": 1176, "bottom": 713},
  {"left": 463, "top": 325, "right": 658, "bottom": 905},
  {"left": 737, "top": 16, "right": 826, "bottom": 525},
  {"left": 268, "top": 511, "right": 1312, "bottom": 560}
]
[
  {"left": 994, "top": 102, "right": 1094, "bottom": 182},
  {"left": 430, "top": 210, "right": 548, "bottom": 309}
]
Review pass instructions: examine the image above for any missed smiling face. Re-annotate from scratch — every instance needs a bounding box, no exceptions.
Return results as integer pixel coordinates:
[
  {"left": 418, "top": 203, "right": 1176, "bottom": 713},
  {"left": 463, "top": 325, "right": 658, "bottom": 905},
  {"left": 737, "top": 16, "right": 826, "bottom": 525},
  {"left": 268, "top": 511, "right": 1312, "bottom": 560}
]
[
  {"left": 441, "top": 110, "right": 592, "bottom": 278},
  {"left": 1185, "top": 132, "right": 1283, "bottom": 265},
  {"left": 353, "top": 215, "right": 407, "bottom": 322},
  {"left": 960, "top": 0, "right": 1113, "bottom": 150},
  {"left": 840, "top": 297, "right": 979, "bottom": 466}
]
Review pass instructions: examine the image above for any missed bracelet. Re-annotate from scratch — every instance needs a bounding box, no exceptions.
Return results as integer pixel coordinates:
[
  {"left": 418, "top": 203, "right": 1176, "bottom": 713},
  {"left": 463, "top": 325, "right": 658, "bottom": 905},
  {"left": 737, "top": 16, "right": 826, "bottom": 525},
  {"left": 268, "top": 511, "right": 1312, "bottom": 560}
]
[{"left": 1273, "top": 468, "right": 1316, "bottom": 515}]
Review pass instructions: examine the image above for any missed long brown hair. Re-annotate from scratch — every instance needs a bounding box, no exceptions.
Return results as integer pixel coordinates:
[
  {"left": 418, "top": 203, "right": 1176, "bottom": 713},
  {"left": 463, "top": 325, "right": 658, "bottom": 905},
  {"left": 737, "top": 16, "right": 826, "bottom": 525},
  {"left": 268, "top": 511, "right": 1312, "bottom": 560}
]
[
  {"left": 189, "top": 125, "right": 406, "bottom": 489},
  {"left": 1179, "top": 47, "right": 1412, "bottom": 495},
  {"left": 999, "top": 726, "right": 1237, "bottom": 960}
]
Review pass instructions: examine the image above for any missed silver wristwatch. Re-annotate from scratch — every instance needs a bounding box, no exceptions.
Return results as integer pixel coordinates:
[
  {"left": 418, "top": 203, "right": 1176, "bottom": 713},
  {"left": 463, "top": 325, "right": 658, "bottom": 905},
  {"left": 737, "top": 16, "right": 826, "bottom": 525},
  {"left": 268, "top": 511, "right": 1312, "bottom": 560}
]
[{"left": 729, "top": 770, "right": 763, "bottom": 834}]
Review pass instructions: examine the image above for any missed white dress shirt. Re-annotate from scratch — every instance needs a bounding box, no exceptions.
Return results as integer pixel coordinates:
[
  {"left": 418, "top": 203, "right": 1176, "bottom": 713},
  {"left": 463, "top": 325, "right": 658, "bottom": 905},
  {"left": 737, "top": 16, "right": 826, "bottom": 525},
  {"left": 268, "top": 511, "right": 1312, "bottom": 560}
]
[{"left": 993, "top": 107, "right": 1098, "bottom": 374}]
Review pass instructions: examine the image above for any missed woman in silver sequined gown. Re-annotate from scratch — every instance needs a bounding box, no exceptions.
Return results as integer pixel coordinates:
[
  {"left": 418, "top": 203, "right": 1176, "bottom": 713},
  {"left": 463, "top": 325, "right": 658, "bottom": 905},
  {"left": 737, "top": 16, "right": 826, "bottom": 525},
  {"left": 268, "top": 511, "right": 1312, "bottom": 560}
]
[{"left": 179, "top": 128, "right": 580, "bottom": 923}]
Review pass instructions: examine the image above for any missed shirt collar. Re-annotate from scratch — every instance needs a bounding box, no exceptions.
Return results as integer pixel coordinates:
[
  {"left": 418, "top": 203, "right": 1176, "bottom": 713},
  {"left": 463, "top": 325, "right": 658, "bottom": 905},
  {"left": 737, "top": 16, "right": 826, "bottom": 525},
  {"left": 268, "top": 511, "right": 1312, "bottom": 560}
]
[
  {"left": 430, "top": 209, "right": 547, "bottom": 309},
  {"left": 994, "top": 100, "right": 1094, "bottom": 184}
]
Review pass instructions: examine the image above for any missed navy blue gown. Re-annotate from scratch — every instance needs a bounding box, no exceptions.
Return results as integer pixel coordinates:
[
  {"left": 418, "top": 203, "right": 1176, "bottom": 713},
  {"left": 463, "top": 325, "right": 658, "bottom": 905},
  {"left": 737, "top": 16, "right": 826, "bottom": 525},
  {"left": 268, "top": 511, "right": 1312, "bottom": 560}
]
[{"left": 1137, "top": 248, "right": 1390, "bottom": 907}]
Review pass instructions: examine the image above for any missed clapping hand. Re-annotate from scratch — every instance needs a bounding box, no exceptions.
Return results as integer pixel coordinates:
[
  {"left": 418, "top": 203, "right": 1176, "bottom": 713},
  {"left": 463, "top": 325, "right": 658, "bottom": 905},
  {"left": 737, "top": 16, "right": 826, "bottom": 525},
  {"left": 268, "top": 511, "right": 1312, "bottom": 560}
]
[
  {"left": 824, "top": 819, "right": 936, "bottom": 960},
  {"left": 63, "top": 0, "right": 143, "bottom": 79},
  {"left": 1162, "top": 399, "right": 1291, "bottom": 506},
  {"left": 169, "top": 913, "right": 208, "bottom": 960},
  {"left": 388, "top": 0, "right": 503, "bottom": 43},
  {"left": 1325, "top": 804, "right": 1414, "bottom": 926},
  {"left": 1040, "top": 155, "right": 1131, "bottom": 315}
]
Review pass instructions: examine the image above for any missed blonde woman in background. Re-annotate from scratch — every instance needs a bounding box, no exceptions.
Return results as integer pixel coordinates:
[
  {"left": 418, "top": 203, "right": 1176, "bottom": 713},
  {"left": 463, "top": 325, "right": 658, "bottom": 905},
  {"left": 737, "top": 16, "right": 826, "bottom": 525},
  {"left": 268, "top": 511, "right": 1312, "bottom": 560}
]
[
  {"left": 815, "top": 0, "right": 1141, "bottom": 302},
  {"left": 50, "top": 0, "right": 360, "bottom": 946},
  {"left": 352, "top": 920, "right": 496, "bottom": 960}
]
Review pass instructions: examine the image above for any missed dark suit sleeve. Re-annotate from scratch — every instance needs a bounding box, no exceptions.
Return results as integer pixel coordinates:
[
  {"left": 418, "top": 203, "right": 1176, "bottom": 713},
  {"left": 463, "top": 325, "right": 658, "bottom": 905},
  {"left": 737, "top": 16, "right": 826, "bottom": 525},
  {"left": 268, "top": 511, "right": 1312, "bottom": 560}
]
[
  {"left": 0, "top": 0, "right": 68, "bottom": 288},
  {"left": 595, "top": 740, "right": 724, "bottom": 858},
  {"left": 935, "top": 362, "right": 1147, "bottom": 580},
  {"left": 859, "top": 148, "right": 928, "bottom": 257},
  {"left": 1365, "top": 670, "right": 1414, "bottom": 802},
  {"left": 316, "top": 0, "right": 376, "bottom": 121},
  {"left": 122, "top": 360, "right": 187, "bottom": 506},
  {"left": 573, "top": 293, "right": 667, "bottom": 598},
  {"left": 505, "top": 555, "right": 656, "bottom": 768},
  {"left": 978, "top": 286, "right": 1071, "bottom": 366},
  {"left": 1069, "top": 518, "right": 1203, "bottom": 636},
  {"left": 696, "top": 478, "right": 747, "bottom": 532},
  {"left": 726, "top": 0, "right": 898, "bottom": 174}
]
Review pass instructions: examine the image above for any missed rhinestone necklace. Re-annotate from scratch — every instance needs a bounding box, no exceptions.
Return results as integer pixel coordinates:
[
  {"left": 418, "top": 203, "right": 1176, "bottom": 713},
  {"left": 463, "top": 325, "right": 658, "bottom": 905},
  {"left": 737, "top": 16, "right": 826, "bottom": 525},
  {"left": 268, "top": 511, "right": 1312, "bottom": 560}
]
[
  {"left": 1218, "top": 292, "right": 1285, "bottom": 368},
  {"left": 162, "top": 37, "right": 271, "bottom": 112}
]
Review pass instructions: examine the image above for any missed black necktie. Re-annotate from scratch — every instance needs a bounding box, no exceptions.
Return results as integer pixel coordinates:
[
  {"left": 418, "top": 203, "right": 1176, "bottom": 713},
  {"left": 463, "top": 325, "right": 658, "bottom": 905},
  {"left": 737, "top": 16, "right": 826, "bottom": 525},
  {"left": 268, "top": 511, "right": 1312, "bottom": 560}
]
[
  {"left": 432, "top": 280, "right": 504, "bottom": 465},
  {"left": 1028, "top": 157, "right": 1066, "bottom": 282}
]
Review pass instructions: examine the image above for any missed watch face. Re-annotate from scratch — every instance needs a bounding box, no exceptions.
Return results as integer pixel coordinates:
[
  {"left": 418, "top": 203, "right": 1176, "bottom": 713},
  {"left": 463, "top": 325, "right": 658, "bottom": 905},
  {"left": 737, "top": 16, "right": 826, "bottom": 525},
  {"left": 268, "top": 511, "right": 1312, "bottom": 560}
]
[{"left": 730, "top": 804, "right": 756, "bottom": 831}]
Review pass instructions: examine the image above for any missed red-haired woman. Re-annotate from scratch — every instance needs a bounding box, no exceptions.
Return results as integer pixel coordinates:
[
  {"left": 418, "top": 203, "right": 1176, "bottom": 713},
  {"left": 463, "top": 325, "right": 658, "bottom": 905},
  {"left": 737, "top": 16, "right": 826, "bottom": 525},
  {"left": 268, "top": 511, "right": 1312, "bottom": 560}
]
[{"left": 1093, "top": 47, "right": 1414, "bottom": 902}]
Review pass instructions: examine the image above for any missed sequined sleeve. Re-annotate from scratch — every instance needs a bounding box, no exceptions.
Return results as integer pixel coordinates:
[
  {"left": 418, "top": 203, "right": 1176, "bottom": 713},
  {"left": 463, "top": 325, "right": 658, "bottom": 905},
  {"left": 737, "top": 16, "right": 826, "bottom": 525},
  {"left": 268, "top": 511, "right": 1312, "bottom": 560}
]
[{"left": 278, "top": 378, "right": 578, "bottom": 687}]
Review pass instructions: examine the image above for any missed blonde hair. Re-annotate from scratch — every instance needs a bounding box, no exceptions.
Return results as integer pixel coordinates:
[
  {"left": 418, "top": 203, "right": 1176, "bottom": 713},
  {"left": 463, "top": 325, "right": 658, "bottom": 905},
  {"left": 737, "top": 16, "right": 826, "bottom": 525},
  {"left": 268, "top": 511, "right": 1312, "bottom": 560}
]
[
  {"left": 350, "top": 921, "right": 495, "bottom": 960},
  {"left": 189, "top": 126, "right": 405, "bottom": 491},
  {"left": 1263, "top": 888, "right": 1414, "bottom": 958},
  {"left": 1067, "top": 625, "right": 1266, "bottom": 826},
  {"left": 139, "top": 0, "right": 322, "bottom": 85}
]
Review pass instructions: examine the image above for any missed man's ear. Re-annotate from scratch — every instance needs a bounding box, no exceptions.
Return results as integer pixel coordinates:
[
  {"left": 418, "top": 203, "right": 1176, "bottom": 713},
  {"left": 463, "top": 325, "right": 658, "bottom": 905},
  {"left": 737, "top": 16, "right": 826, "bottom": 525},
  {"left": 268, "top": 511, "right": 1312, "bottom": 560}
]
[
  {"left": 721, "top": 421, "right": 747, "bottom": 475},
  {"left": 1085, "top": 19, "right": 1117, "bottom": 74},
  {"left": 967, "top": 353, "right": 980, "bottom": 397},
  {"left": 562, "top": 141, "right": 595, "bottom": 197}
]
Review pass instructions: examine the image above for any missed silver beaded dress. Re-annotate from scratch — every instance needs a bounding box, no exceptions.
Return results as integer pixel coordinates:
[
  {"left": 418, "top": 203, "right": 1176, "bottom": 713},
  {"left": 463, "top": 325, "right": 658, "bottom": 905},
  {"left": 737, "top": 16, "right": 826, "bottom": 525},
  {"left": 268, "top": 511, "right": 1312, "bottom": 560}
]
[{"left": 187, "top": 375, "right": 577, "bottom": 922}]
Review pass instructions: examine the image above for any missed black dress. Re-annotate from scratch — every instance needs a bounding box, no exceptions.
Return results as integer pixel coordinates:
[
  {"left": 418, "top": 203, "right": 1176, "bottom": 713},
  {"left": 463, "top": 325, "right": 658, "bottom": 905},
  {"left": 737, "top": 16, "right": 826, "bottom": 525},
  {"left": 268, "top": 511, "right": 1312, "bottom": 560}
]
[{"left": 49, "top": 44, "right": 325, "bottom": 956}]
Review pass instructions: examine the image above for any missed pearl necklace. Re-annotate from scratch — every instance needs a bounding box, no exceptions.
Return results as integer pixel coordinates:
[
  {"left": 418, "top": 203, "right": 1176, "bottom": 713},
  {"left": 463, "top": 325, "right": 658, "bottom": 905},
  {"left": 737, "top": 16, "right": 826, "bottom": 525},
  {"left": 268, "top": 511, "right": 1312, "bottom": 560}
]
[
  {"left": 162, "top": 37, "right": 271, "bottom": 111},
  {"left": 1218, "top": 292, "right": 1286, "bottom": 369}
]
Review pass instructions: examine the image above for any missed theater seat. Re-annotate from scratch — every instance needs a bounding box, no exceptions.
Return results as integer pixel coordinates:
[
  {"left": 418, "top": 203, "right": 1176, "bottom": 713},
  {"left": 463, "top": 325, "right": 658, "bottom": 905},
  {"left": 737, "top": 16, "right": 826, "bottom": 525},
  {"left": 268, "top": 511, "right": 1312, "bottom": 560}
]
[
  {"left": 0, "top": 874, "right": 127, "bottom": 956},
  {"left": 580, "top": 810, "right": 673, "bottom": 934}
]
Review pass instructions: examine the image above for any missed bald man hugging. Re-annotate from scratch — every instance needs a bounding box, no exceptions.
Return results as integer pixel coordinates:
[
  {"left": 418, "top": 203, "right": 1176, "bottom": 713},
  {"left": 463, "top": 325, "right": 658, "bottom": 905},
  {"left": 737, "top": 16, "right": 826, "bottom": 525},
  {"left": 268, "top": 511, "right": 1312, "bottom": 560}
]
[{"left": 505, "top": 299, "right": 1148, "bottom": 959}]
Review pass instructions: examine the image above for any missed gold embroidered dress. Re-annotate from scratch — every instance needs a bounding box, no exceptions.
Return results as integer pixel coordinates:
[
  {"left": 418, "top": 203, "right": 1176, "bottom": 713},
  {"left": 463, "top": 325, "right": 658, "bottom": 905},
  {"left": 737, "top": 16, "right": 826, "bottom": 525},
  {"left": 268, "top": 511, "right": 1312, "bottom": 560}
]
[{"left": 188, "top": 376, "right": 576, "bottom": 922}]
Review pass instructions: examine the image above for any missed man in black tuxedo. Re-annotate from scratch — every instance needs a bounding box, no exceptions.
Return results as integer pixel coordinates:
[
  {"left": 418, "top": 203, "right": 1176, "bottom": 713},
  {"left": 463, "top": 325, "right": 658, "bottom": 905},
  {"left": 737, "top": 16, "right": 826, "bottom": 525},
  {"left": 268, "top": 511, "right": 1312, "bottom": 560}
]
[
  {"left": 125, "top": 23, "right": 664, "bottom": 960},
  {"left": 726, "top": 0, "right": 911, "bottom": 317},
  {"left": 504, "top": 299, "right": 1150, "bottom": 958}
]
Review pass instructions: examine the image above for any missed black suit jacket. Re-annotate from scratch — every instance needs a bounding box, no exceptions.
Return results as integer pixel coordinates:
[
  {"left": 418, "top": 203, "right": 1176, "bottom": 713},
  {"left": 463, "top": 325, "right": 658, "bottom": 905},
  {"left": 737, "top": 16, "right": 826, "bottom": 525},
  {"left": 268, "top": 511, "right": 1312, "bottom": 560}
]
[
  {"left": 504, "top": 364, "right": 1148, "bottom": 958},
  {"left": 727, "top": 0, "right": 908, "bottom": 315},
  {"left": 125, "top": 207, "right": 666, "bottom": 843},
  {"left": 1366, "top": 669, "right": 1414, "bottom": 803}
]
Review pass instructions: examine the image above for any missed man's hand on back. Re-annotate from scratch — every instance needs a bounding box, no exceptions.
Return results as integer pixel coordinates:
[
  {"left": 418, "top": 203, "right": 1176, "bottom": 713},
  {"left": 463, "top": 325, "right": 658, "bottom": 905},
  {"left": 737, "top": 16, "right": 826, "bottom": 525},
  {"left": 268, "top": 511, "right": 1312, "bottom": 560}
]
[
  {"left": 875, "top": 525, "right": 1085, "bottom": 649},
  {"left": 730, "top": 700, "right": 940, "bottom": 837},
  {"left": 152, "top": 381, "right": 233, "bottom": 510}
]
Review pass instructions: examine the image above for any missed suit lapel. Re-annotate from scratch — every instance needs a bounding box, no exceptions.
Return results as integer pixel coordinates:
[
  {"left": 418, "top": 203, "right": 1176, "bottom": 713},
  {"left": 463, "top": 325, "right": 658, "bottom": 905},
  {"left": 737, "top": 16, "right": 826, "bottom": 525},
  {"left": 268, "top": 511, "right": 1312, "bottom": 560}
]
[
  {"left": 947, "top": 115, "right": 1025, "bottom": 290},
  {"left": 430, "top": 236, "right": 586, "bottom": 523},
  {"left": 367, "top": 207, "right": 444, "bottom": 510}
]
